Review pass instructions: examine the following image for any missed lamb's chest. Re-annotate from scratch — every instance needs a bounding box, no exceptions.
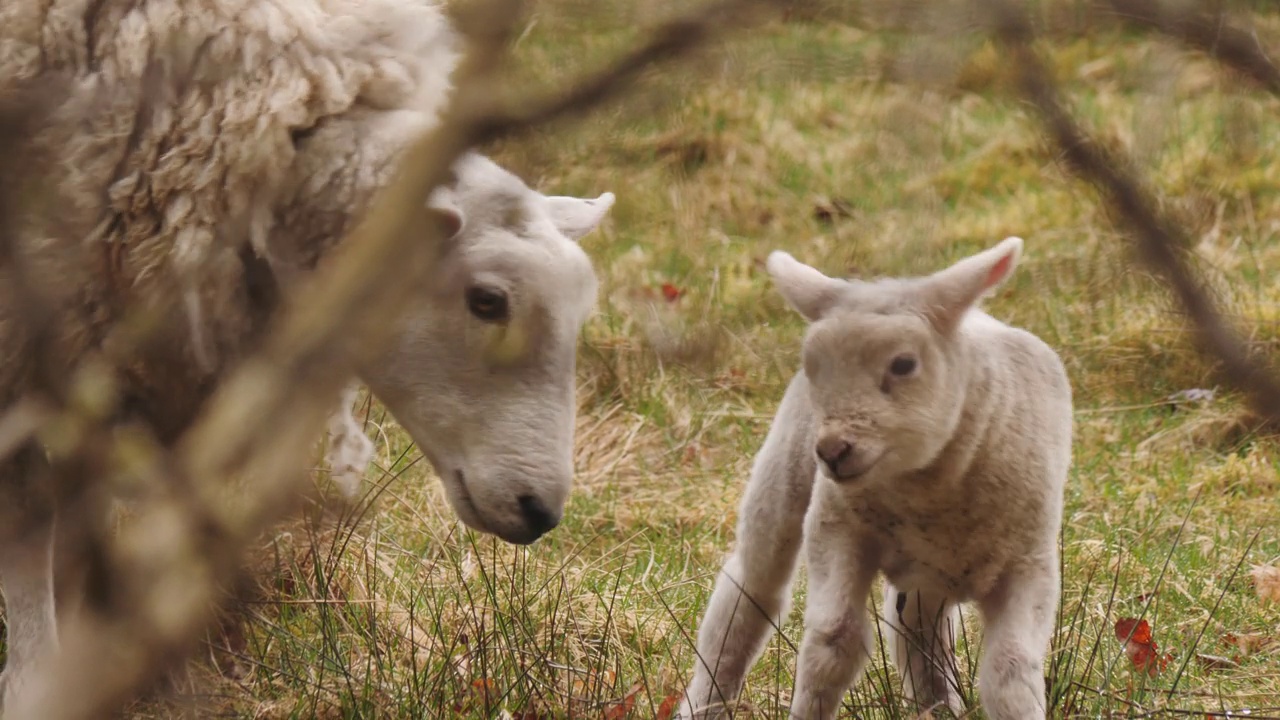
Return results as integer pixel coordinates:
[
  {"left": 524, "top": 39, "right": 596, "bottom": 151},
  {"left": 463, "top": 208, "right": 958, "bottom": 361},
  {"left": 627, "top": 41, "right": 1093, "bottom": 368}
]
[{"left": 853, "top": 500, "right": 1009, "bottom": 601}]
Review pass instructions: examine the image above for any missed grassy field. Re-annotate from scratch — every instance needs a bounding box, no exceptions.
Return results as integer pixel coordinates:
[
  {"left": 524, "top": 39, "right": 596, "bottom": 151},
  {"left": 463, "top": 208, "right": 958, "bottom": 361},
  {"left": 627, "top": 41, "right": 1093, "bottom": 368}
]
[{"left": 144, "top": 3, "right": 1280, "bottom": 718}]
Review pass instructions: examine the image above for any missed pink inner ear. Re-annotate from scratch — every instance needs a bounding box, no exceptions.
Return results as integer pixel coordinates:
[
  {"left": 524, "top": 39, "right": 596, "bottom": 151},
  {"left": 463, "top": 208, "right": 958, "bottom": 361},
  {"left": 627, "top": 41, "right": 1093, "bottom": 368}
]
[{"left": 984, "top": 252, "right": 1014, "bottom": 290}]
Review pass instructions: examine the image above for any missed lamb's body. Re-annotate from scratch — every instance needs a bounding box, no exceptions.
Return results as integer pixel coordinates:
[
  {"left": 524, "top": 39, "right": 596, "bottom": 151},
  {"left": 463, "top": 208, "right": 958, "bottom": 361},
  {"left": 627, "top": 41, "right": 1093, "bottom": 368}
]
[
  {"left": 0, "top": 0, "right": 616, "bottom": 708},
  {"left": 842, "top": 312, "right": 1070, "bottom": 602},
  {"left": 680, "top": 240, "right": 1073, "bottom": 720}
]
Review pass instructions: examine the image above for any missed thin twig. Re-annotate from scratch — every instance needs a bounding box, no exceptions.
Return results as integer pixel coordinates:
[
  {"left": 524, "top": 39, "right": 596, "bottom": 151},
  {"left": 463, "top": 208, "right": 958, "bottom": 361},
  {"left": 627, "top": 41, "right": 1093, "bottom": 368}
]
[
  {"left": 991, "top": 1, "right": 1280, "bottom": 423},
  {"left": 5, "top": 0, "right": 769, "bottom": 717},
  {"left": 1107, "top": 0, "right": 1280, "bottom": 96}
]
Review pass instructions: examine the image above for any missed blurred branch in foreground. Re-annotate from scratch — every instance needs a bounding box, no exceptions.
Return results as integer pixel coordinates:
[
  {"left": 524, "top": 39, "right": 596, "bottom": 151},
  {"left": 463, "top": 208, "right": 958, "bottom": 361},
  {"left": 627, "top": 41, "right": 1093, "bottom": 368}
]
[
  {"left": 1107, "top": 0, "right": 1280, "bottom": 96},
  {"left": 1, "top": 0, "right": 770, "bottom": 718},
  {"left": 992, "top": 1, "right": 1280, "bottom": 422}
]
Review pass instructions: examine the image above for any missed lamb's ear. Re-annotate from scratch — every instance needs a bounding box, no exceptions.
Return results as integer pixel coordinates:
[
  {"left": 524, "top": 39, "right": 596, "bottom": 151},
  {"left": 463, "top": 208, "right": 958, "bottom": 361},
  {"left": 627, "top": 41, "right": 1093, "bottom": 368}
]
[
  {"left": 546, "top": 192, "right": 615, "bottom": 241},
  {"left": 920, "top": 236, "right": 1023, "bottom": 333},
  {"left": 426, "top": 185, "right": 465, "bottom": 239},
  {"left": 766, "top": 251, "right": 847, "bottom": 322}
]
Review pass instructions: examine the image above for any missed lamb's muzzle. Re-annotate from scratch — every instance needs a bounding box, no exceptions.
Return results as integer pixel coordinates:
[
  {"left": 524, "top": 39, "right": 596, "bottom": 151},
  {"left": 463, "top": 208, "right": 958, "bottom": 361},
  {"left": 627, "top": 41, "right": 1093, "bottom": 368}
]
[{"left": 814, "top": 433, "right": 878, "bottom": 481}]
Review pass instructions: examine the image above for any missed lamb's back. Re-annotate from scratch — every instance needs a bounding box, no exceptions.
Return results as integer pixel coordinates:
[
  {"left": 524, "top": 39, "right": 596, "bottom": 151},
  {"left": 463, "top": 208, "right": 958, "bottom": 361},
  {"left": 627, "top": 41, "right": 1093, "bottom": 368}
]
[{"left": 962, "top": 309, "right": 1073, "bottom": 532}]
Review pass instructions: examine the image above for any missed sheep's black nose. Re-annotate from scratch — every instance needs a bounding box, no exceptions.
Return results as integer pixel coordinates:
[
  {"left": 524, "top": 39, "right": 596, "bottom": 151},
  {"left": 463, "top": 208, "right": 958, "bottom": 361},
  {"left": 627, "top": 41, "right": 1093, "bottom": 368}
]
[
  {"left": 816, "top": 437, "right": 853, "bottom": 476},
  {"left": 517, "top": 494, "right": 560, "bottom": 540}
]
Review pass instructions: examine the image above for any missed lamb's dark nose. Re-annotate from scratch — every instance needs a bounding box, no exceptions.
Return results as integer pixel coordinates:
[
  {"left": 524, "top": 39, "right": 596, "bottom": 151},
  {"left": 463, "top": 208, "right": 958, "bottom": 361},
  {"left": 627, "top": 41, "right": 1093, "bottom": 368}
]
[
  {"left": 816, "top": 437, "right": 853, "bottom": 476},
  {"left": 517, "top": 494, "right": 560, "bottom": 541}
]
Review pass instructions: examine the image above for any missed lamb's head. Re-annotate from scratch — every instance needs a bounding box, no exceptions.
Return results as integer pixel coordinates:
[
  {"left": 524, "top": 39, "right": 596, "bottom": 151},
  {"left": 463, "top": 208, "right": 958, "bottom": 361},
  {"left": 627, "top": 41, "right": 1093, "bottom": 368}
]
[
  {"left": 359, "top": 154, "right": 612, "bottom": 545},
  {"left": 766, "top": 237, "right": 1023, "bottom": 484}
]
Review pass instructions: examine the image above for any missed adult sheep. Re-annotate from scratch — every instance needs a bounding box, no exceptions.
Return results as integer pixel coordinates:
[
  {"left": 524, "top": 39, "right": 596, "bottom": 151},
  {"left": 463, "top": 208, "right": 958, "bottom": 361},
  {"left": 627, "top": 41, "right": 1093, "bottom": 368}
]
[{"left": 0, "top": 0, "right": 614, "bottom": 706}]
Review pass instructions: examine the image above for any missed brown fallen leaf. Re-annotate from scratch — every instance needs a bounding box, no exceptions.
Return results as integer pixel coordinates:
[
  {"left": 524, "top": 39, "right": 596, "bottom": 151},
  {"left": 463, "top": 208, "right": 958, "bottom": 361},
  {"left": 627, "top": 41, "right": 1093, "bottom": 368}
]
[
  {"left": 1251, "top": 564, "right": 1280, "bottom": 603},
  {"left": 602, "top": 683, "right": 643, "bottom": 720},
  {"left": 812, "top": 194, "right": 854, "bottom": 223},
  {"left": 570, "top": 668, "right": 616, "bottom": 698},
  {"left": 1223, "top": 631, "right": 1277, "bottom": 656},
  {"left": 1195, "top": 653, "right": 1240, "bottom": 671},
  {"left": 453, "top": 678, "right": 498, "bottom": 714}
]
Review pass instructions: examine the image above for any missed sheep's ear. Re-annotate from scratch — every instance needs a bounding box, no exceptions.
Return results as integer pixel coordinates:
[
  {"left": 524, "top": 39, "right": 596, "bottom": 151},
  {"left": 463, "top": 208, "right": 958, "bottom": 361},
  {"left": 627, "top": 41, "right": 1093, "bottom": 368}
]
[
  {"left": 766, "top": 251, "right": 847, "bottom": 322},
  {"left": 546, "top": 192, "right": 615, "bottom": 241},
  {"left": 919, "top": 236, "right": 1023, "bottom": 334},
  {"left": 426, "top": 186, "right": 465, "bottom": 239}
]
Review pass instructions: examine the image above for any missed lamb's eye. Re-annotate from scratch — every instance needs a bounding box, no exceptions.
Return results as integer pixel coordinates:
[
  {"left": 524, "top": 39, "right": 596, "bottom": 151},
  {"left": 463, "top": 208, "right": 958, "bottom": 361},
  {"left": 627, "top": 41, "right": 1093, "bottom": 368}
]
[
  {"left": 889, "top": 354, "right": 918, "bottom": 377},
  {"left": 466, "top": 287, "right": 509, "bottom": 322}
]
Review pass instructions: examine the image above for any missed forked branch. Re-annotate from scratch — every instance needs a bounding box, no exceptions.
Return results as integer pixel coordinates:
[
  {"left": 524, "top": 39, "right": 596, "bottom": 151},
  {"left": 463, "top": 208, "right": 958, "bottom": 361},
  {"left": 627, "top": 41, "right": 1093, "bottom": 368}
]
[
  {"left": 992, "top": 3, "right": 1280, "bottom": 421},
  {"left": 2, "top": 0, "right": 770, "bottom": 718},
  {"left": 1107, "top": 0, "right": 1280, "bottom": 96}
]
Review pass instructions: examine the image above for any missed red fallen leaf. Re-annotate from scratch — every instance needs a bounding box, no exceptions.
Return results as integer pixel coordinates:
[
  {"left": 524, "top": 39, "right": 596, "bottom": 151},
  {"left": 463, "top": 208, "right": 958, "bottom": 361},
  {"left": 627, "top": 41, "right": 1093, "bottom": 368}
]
[
  {"left": 660, "top": 283, "right": 682, "bottom": 302},
  {"left": 656, "top": 694, "right": 682, "bottom": 720},
  {"left": 1114, "top": 618, "right": 1172, "bottom": 676},
  {"left": 602, "top": 683, "right": 643, "bottom": 719},
  {"left": 1115, "top": 617, "right": 1152, "bottom": 644}
]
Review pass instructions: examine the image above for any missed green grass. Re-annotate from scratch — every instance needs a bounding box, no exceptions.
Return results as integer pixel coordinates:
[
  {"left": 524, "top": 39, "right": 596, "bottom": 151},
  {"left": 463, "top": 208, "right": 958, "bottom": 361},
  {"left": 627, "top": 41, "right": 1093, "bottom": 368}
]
[{"left": 135, "top": 4, "right": 1280, "bottom": 718}]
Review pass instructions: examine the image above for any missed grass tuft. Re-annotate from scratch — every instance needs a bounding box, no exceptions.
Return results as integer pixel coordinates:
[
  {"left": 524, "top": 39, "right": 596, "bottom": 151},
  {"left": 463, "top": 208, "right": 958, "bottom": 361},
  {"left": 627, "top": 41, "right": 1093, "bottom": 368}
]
[{"left": 80, "top": 3, "right": 1280, "bottom": 717}]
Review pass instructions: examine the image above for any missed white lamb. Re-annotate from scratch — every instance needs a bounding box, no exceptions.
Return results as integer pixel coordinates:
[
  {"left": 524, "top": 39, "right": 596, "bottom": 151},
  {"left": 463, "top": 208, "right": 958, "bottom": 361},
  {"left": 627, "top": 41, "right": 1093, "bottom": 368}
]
[
  {"left": 0, "top": 0, "right": 614, "bottom": 707},
  {"left": 678, "top": 237, "right": 1073, "bottom": 719}
]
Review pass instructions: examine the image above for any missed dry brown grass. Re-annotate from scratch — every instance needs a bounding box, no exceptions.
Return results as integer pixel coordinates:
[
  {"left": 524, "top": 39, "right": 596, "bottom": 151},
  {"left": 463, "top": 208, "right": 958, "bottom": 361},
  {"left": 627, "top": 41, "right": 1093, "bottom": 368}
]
[{"left": 32, "top": 1, "right": 1278, "bottom": 717}]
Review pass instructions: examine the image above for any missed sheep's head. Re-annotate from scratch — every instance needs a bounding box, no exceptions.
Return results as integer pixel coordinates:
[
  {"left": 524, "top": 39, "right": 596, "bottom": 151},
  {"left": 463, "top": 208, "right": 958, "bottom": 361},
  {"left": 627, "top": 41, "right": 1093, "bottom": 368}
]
[
  {"left": 359, "top": 154, "right": 612, "bottom": 545},
  {"left": 766, "top": 237, "right": 1023, "bottom": 485}
]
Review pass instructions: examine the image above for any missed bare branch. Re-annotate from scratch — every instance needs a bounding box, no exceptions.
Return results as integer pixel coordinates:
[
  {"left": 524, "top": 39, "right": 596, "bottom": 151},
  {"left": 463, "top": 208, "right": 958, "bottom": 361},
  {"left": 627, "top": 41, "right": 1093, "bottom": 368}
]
[
  {"left": 1107, "top": 0, "right": 1280, "bottom": 96},
  {"left": 467, "top": 0, "right": 760, "bottom": 143},
  {"left": 4, "top": 0, "right": 771, "bottom": 717},
  {"left": 991, "top": 2, "right": 1280, "bottom": 421}
]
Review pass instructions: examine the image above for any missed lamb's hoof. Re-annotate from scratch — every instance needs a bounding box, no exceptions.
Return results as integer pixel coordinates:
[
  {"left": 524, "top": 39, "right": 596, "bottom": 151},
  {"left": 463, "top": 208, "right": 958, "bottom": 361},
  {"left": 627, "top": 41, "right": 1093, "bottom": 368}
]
[
  {"left": 1, "top": 667, "right": 42, "bottom": 716},
  {"left": 915, "top": 697, "right": 964, "bottom": 719},
  {"left": 674, "top": 697, "right": 735, "bottom": 720},
  {"left": 1, "top": 670, "right": 13, "bottom": 713}
]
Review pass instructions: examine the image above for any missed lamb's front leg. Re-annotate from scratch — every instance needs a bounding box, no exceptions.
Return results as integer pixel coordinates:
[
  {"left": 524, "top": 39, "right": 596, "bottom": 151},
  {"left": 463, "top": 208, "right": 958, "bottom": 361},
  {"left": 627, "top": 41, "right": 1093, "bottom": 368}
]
[
  {"left": 788, "top": 493, "right": 877, "bottom": 720},
  {"left": 325, "top": 382, "right": 375, "bottom": 498},
  {"left": 976, "top": 554, "right": 1060, "bottom": 720},
  {"left": 679, "top": 375, "right": 818, "bottom": 719}
]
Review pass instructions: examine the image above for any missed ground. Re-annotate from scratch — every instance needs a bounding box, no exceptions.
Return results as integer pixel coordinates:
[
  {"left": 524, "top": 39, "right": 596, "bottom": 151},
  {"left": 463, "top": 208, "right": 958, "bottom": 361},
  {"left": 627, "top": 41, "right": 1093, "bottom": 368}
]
[{"left": 130, "top": 2, "right": 1280, "bottom": 718}]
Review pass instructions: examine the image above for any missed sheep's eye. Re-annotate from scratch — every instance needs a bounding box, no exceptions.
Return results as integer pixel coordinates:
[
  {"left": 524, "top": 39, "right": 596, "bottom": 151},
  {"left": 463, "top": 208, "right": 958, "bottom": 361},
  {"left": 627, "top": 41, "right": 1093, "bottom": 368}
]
[
  {"left": 466, "top": 287, "right": 509, "bottom": 322},
  {"left": 889, "top": 354, "right": 918, "bottom": 377}
]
